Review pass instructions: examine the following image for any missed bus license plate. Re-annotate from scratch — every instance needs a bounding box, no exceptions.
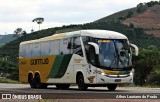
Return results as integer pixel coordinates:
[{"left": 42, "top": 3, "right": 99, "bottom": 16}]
[{"left": 115, "top": 79, "right": 121, "bottom": 82}]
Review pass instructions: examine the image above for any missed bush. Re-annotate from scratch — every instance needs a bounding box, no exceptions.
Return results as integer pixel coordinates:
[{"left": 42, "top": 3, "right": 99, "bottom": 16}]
[
  {"left": 6, "top": 70, "right": 19, "bottom": 80},
  {"left": 147, "top": 66, "right": 160, "bottom": 85}
]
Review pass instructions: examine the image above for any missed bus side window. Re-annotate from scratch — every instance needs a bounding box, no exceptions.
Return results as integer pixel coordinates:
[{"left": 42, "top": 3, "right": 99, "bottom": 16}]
[
  {"left": 60, "top": 38, "right": 71, "bottom": 55},
  {"left": 81, "top": 36, "right": 89, "bottom": 45},
  {"left": 50, "top": 40, "right": 60, "bottom": 55},
  {"left": 26, "top": 44, "right": 32, "bottom": 57},
  {"left": 32, "top": 43, "right": 40, "bottom": 57},
  {"left": 73, "top": 37, "right": 83, "bottom": 57},
  {"left": 40, "top": 41, "right": 49, "bottom": 56},
  {"left": 20, "top": 45, "right": 26, "bottom": 58}
]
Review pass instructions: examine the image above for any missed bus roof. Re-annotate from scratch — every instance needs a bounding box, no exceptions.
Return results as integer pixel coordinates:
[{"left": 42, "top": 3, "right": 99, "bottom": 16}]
[{"left": 20, "top": 30, "right": 127, "bottom": 45}]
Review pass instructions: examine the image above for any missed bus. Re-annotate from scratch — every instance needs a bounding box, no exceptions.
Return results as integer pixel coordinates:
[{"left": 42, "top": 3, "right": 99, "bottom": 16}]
[{"left": 19, "top": 30, "right": 138, "bottom": 90}]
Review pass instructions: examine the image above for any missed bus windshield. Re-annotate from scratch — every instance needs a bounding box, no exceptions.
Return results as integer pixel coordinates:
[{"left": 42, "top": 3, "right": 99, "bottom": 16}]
[{"left": 95, "top": 39, "right": 132, "bottom": 69}]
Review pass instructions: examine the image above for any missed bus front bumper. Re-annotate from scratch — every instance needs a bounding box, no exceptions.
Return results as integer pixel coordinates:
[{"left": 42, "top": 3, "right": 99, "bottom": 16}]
[{"left": 96, "top": 74, "right": 133, "bottom": 84}]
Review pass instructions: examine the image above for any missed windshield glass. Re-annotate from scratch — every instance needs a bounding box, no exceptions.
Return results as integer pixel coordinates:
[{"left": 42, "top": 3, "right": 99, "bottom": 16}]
[{"left": 95, "top": 39, "right": 131, "bottom": 69}]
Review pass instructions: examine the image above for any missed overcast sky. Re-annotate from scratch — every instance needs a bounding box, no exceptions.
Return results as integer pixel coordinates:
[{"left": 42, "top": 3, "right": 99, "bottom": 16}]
[{"left": 0, "top": 0, "right": 158, "bottom": 35}]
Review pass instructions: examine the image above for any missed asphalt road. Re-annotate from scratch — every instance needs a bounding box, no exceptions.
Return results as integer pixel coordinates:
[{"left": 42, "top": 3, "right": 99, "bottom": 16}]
[{"left": 0, "top": 83, "right": 160, "bottom": 101}]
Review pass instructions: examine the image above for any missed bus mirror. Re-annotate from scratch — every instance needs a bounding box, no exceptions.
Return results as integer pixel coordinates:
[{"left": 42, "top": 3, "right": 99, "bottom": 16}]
[
  {"left": 88, "top": 42, "right": 99, "bottom": 54},
  {"left": 130, "top": 43, "right": 139, "bottom": 56},
  {"left": 67, "top": 42, "right": 71, "bottom": 49}
]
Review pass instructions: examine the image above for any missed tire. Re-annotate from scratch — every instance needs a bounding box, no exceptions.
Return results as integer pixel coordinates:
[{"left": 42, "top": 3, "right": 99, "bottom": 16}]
[
  {"left": 77, "top": 74, "right": 88, "bottom": 90},
  {"left": 28, "top": 74, "right": 35, "bottom": 88},
  {"left": 34, "top": 74, "right": 42, "bottom": 89},
  {"left": 107, "top": 84, "right": 117, "bottom": 91}
]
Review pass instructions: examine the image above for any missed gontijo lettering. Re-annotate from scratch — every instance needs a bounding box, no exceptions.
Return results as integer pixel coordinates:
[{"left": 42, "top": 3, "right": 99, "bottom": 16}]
[{"left": 30, "top": 58, "right": 49, "bottom": 65}]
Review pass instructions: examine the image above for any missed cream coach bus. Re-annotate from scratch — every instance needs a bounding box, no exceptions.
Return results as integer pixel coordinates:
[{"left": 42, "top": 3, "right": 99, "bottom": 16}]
[{"left": 19, "top": 30, "right": 138, "bottom": 90}]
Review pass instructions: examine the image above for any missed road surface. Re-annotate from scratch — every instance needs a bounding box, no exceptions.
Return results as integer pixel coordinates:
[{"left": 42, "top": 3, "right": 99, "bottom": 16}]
[{"left": 0, "top": 83, "right": 160, "bottom": 101}]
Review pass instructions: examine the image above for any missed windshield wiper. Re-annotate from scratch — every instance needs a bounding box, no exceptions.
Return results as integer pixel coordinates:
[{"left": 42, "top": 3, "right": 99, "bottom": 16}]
[
  {"left": 109, "top": 52, "right": 117, "bottom": 68},
  {"left": 110, "top": 42, "right": 126, "bottom": 68}
]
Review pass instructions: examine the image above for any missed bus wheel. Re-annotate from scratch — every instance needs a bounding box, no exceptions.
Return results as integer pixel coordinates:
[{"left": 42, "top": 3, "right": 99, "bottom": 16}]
[
  {"left": 34, "top": 74, "right": 42, "bottom": 89},
  {"left": 28, "top": 74, "right": 35, "bottom": 88},
  {"left": 107, "top": 84, "right": 117, "bottom": 91},
  {"left": 77, "top": 74, "right": 88, "bottom": 90}
]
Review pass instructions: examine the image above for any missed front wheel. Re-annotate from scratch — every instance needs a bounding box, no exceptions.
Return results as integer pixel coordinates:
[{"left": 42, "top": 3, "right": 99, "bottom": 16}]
[
  {"left": 77, "top": 74, "right": 88, "bottom": 90},
  {"left": 107, "top": 84, "right": 117, "bottom": 91}
]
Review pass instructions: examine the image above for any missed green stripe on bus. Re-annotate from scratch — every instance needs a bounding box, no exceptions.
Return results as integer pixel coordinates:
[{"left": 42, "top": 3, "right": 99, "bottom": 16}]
[
  {"left": 54, "top": 54, "right": 72, "bottom": 78},
  {"left": 48, "top": 54, "right": 72, "bottom": 78},
  {"left": 48, "top": 55, "right": 63, "bottom": 78}
]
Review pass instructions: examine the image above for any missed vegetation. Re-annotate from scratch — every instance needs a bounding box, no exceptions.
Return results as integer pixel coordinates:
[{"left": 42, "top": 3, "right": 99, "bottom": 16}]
[
  {"left": 13, "top": 28, "right": 27, "bottom": 38},
  {"left": 133, "top": 48, "right": 160, "bottom": 86},
  {"left": 0, "top": 78, "right": 20, "bottom": 84},
  {"left": 0, "top": 1, "right": 159, "bottom": 86},
  {"left": 0, "top": 34, "right": 15, "bottom": 46},
  {"left": 95, "top": 7, "right": 137, "bottom": 23}
]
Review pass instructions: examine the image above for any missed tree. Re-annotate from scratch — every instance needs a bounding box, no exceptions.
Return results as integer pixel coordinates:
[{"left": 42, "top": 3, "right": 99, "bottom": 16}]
[
  {"left": 133, "top": 49, "right": 160, "bottom": 86},
  {"left": 118, "top": 16, "right": 126, "bottom": 21},
  {"left": 32, "top": 17, "right": 44, "bottom": 30},
  {"left": 125, "top": 28, "right": 136, "bottom": 40},
  {"left": 126, "top": 11, "right": 133, "bottom": 18},
  {"left": 22, "top": 31, "right": 27, "bottom": 36},
  {"left": 13, "top": 28, "right": 26, "bottom": 38},
  {"left": 129, "top": 22, "right": 134, "bottom": 28}
]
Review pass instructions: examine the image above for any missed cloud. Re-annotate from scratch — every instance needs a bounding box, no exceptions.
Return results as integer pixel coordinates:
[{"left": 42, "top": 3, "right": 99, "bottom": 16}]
[{"left": 0, "top": 0, "right": 159, "bottom": 34}]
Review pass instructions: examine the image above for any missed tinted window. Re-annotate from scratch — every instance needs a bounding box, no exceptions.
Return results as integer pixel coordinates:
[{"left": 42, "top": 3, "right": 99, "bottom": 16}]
[
  {"left": 73, "top": 37, "right": 83, "bottom": 56},
  {"left": 26, "top": 44, "right": 32, "bottom": 57},
  {"left": 40, "top": 41, "right": 49, "bottom": 56},
  {"left": 50, "top": 40, "right": 60, "bottom": 55},
  {"left": 32, "top": 43, "right": 40, "bottom": 57},
  {"left": 60, "top": 38, "right": 71, "bottom": 54},
  {"left": 20, "top": 45, "right": 26, "bottom": 57}
]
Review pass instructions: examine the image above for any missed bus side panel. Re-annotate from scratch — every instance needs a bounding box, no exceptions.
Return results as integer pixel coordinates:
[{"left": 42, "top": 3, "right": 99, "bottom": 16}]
[
  {"left": 19, "top": 56, "right": 56, "bottom": 83},
  {"left": 47, "top": 54, "right": 73, "bottom": 83},
  {"left": 19, "top": 58, "right": 30, "bottom": 83}
]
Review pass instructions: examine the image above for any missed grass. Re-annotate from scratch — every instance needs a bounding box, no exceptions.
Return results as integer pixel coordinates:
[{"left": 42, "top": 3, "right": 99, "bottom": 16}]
[
  {"left": 119, "top": 84, "right": 160, "bottom": 88},
  {"left": 135, "top": 85, "right": 160, "bottom": 88},
  {"left": 0, "top": 78, "right": 20, "bottom": 84},
  {"left": 122, "top": 84, "right": 160, "bottom": 88}
]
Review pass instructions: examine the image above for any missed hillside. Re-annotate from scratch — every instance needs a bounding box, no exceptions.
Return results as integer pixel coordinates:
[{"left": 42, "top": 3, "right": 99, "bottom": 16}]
[
  {"left": 95, "top": 1, "right": 160, "bottom": 37},
  {"left": 0, "top": 34, "right": 15, "bottom": 46},
  {"left": 95, "top": 7, "right": 137, "bottom": 22},
  {"left": 123, "top": 5, "right": 160, "bottom": 37}
]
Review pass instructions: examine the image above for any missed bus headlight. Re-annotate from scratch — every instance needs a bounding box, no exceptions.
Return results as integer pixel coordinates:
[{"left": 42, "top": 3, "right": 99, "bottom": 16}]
[
  {"left": 101, "top": 72, "right": 105, "bottom": 75},
  {"left": 129, "top": 72, "right": 133, "bottom": 76}
]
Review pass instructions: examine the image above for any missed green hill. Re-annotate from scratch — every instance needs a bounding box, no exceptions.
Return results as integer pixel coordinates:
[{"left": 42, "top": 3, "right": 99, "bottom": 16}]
[
  {"left": 0, "top": 34, "right": 15, "bottom": 46},
  {"left": 95, "top": 7, "right": 137, "bottom": 22}
]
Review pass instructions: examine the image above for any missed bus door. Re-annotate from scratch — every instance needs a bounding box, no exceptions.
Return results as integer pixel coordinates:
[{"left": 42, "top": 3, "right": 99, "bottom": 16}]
[
  {"left": 60, "top": 38, "right": 74, "bottom": 83},
  {"left": 86, "top": 45, "right": 97, "bottom": 84},
  {"left": 72, "top": 36, "right": 88, "bottom": 81}
]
